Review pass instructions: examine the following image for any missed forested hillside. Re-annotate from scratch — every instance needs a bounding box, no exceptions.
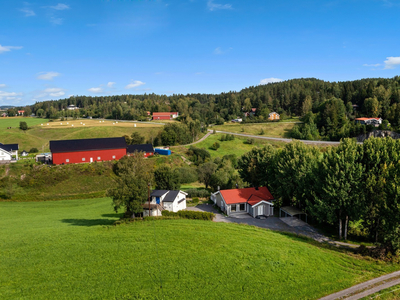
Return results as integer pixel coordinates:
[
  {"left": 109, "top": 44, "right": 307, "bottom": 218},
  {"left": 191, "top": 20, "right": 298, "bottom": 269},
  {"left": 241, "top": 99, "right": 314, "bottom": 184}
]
[{"left": 8, "top": 76, "right": 400, "bottom": 140}]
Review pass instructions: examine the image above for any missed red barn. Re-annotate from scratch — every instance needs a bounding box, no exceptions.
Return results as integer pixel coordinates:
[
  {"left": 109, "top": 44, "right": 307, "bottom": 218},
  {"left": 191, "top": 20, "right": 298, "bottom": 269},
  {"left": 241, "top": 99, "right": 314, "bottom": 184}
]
[
  {"left": 152, "top": 112, "right": 178, "bottom": 120},
  {"left": 50, "top": 137, "right": 127, "bottom": 165},
  {"left": 127, "top": 144, "right": 154, "bottom": 158}
]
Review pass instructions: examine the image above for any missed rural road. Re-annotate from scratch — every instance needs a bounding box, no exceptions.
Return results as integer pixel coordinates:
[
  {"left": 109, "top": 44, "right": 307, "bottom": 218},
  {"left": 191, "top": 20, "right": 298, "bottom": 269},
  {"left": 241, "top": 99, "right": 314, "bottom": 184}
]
[{"left": 319, "top": 270, "right": 400, "bottom": 300}]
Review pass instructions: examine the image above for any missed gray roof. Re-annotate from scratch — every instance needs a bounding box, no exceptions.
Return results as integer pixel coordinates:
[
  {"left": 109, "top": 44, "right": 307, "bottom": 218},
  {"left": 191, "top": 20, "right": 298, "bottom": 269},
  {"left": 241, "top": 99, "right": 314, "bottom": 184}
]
[
  {"left": 163, "top": 190, "right": 180, "bottom": 202},
  {"left": 150, "top": 190, "right": 182, "bottom": 202},
  {"left": 150, "top": 190, "right": 169, "bottom": 197}
]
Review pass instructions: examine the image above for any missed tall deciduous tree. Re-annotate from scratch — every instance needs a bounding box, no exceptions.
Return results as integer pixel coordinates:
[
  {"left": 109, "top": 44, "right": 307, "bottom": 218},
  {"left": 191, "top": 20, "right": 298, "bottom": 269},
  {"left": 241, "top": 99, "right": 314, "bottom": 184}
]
[
  {"left": 154, "top": 165, "right": 181, "bottom": 190},
  {"left": 314, "top": 139, "right": 364, "bottom": 240},
  {"left": 107, "top": 155, "right": 154, "bottom": 218}
]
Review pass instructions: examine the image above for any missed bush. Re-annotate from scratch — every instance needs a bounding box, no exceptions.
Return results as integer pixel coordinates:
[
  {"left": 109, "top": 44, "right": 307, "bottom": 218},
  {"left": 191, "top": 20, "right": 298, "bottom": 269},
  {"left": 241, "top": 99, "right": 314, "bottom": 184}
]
[
  {"left": 19, "top": 121, "right": 28, "bottom": 131},
  {"left": 184, "top": 188, "right": 210, "bottom": 198},
  {"left": 244, "top": 138, "right": 254, "bottom": 144},
  {"left": 29, "top": 148, "right": 39, "bottom": 153},
  {"left": 175, "top": 167, "right": 198, "bottom": 184},
  {"left": 192, "top": 197, "right": 199, "bottom": 204},
  {"left": 162, "top": 210, "right": 215, "bottom": 221},
  {"left": 215, "top": 118, "right": 224, "bottom": 125},
  {"left": 210, "top": 142, "right": 220, "bottom": 151}
]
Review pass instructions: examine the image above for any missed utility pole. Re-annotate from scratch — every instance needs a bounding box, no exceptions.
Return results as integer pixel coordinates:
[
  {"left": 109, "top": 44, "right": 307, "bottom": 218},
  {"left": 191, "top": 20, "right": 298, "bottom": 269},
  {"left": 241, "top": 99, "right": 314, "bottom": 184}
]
[{"left": 148, "top": 182, "right": 151, "bottom": 217}]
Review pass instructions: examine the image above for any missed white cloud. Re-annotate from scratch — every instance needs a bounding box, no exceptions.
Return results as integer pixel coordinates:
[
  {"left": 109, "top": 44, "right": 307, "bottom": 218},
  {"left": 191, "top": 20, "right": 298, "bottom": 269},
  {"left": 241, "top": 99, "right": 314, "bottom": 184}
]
[
  {"left": 213, "top": 47, "right": 232, "bottom": 55},
  {"left": 384, "top": 57, "right": 400, "bottom": 69},
  {"left": 20, "top": 8, "right": 35, "bottom": 16},
  {"left": 50, "top": 17, "right": 63, "bottom": 25},
  {"left": 125, "top": 80, "right": 146, "bottom": 89},
  {"left": 37, "top": 72, "right": 61, "bottom": 80},
  {"left": 0, "top": 90, "right": 23, "bottom": 103},
  {"left": 107, "top": 82, "right": 115, "bottom": 88},
  {"left": 363, "top": 63, "right": 382, "bottom": 67},
  {"left": 0, "top": 44, "right": 23, "bottom": 54},
  {"left": 50, "top": 3, "right": 70, "bottom": 10},
  {"left": 207, "top": 0, "right": 232, "bottom": 11},
  {"left": 88, "top": 87, "right": 104, "bottom": 93},
  {"left": 0, "top": 84, "right": 6, "bottom": 88},
  {"left": 259, "top": 78, "right": 284, "bottom": 85},
  {"left": 44, "top": 88, "right": 65, "bottom": 97}
]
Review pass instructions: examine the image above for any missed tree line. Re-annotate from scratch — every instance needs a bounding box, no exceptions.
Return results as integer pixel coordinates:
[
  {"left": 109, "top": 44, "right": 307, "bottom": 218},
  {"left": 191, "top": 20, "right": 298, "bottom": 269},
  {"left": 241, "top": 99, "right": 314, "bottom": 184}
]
[{"left": 238, "top": 137, "right": 400, "bottom": 252}]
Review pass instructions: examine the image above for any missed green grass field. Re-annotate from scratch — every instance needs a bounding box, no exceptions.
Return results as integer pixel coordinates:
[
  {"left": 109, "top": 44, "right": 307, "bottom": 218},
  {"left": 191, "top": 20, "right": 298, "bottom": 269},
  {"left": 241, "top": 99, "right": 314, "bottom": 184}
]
[
  {"left": 212, "top": 122, "right": 297, "bottom": 138},
  {"left": 0, "top": 198, "right": 398, "bottom": 299},
  {"left": 174, "top": 133, "right": 287, "bottom": 160},
  {"left": 0, "top": 118, "right": 163, "bottom": 151},
  {"left": 0, "top": 117, "right": 49, "bottom": 129}
]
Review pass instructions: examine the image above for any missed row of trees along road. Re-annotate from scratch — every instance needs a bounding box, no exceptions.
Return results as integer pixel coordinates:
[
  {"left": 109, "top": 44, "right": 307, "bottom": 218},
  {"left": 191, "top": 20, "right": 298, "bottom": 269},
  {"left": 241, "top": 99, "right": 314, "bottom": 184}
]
[{"left": 238, "top": 138, "right": 400, "bottom": 252}]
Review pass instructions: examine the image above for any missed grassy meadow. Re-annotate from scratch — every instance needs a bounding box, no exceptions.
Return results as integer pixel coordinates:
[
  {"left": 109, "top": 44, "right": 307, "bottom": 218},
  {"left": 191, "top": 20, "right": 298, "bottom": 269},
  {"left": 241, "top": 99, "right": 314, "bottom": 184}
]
[
  {"left": 361, "top": 285, "right": 400, "bottom": 299},
  {"left": 212, "top": 121, "right": 297, "bottom": 138},
  {"left": 173, "top": 133, "right": 287, "bottom": 160},
  {"left": 0, "top": 197, "right": 399, "bottom": 300},
  {"left": 0, "top": 117, "right": 163, "bottom": 151}
]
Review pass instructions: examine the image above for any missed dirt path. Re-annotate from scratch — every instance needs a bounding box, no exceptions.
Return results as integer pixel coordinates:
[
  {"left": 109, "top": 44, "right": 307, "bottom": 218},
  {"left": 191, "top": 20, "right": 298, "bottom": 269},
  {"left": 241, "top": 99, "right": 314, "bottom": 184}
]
[{"left": 319, "top": 271, "right": 400, "bottom": 300}]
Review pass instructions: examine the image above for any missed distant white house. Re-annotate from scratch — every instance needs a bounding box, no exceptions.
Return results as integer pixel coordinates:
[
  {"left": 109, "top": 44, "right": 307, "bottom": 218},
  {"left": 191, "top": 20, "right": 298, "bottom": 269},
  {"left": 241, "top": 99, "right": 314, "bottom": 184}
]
[
  {"left": 0, "top": 143, "right": 19, "bottom": 160},
  {"left": 355, "top": 118, "right": 382, "bottom": 127},
  {"left": 0, "top": 148, "right": 12, "bottom": 161},
  {"left": 143, "top": 190, "right": 188, "bottom": 217},
  {"left": 67, "top": 105, "right": 79, "bottom": 110}
]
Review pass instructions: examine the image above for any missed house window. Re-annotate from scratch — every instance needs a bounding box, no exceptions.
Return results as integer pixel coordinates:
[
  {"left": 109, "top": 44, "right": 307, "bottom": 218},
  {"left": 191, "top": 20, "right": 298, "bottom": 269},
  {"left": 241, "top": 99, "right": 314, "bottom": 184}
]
[
  {"left": 66, "top": 159, "right": 69, "bottom": 163},
  {"left": 82, "top": 158, "right": 85, "bottom": 161},
  {"left": 240, "top": 204, "right": 245, "bottom": 211},
  {"left": 112, "top": 155, "right": 116, "bottom": 159},
  {"left": 97, "top": 157, "right": 101, "bottom": 160},
  {"left": 231, "top": 204, "right": 236, "bottom": 212}
]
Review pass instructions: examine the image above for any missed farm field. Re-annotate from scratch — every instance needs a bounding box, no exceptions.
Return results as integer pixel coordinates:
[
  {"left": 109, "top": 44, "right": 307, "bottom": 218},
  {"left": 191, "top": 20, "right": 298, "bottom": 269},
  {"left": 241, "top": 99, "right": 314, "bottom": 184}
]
[
  {"left": 212, "top": 121, "right": 297, "bottom": 138},
  {"left": 0, "top": 118, "right": 163, "bottom": 151},
  {"left": 0, "top": 116, "right": 50, "bottom": 129},
  {"left": 0, "top": 198, "right": 398, "bottom": 300},
  {"left": 361, "top": 285, "right": 400, "bottom": 299},
  {"left": 174, "top": 133, "right": 287, "bottom": 160}
]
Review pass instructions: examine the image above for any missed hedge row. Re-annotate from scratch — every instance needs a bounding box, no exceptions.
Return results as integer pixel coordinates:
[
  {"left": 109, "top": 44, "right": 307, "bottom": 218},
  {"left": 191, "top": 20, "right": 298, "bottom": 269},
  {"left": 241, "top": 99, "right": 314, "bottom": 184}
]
[{"left": 162, "top": 210, "right": 215, "bottom": 221}]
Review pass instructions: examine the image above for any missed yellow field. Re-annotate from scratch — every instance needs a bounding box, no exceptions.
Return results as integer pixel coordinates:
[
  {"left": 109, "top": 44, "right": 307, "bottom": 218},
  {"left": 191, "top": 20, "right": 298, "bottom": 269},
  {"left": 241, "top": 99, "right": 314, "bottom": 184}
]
[{"left": 39, "top": 119, "right": 164, "bottom": 129}]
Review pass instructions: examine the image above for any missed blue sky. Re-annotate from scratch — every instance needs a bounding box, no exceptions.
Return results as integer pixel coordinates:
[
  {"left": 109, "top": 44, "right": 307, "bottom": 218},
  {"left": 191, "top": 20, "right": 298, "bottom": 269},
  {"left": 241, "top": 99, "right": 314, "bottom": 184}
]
[{"left": 1, "top": 0, "right": 400, "bottom": 106}]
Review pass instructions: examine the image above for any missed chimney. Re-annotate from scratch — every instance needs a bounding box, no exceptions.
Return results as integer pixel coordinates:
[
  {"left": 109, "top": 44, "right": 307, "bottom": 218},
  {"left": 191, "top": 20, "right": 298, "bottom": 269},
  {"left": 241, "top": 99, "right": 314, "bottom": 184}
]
[
  {"left": 236, "top": 183, "right": 238, "bottom": 189},
  {"left": 217, "top": 186, "right": 220, "bottom": 191},
  {"left": 255, "top": 186, "right": 259, "bottom": 190}
]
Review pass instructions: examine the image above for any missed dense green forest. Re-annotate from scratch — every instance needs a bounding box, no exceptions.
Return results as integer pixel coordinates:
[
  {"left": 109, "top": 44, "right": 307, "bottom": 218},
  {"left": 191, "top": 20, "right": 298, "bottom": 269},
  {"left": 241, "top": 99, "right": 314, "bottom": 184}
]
[{"left": 8, "top": 76, "right": 400, "bottom": 141}]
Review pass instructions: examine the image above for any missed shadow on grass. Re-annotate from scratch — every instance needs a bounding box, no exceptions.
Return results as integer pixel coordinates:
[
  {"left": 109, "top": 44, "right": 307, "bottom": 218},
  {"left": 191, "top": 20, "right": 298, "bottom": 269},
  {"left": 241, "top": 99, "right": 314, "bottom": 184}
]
[
  {"left": 101, "top": 213, "right": 123, "bottom": 218},
  {"left": 61, "top": 218, "right": 116, "bottom": 227}
]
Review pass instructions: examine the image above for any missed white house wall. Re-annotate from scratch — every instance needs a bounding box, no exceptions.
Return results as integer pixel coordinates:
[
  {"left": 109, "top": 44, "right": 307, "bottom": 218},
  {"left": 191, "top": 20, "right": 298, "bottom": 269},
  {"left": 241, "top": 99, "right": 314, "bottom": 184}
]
[{"left": 0, "top": 149, "right": 12, "bottom": 161}]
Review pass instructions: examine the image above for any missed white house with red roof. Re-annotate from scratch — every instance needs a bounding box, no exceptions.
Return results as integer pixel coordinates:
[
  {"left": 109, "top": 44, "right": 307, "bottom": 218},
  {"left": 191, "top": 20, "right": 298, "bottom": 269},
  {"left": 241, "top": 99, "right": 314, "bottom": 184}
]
[
  {"left": 355, "top": 117, "right": 382, "bottom": 127},
  {"left": 211, "top": 187, "right": 275, "bottom": 218}
]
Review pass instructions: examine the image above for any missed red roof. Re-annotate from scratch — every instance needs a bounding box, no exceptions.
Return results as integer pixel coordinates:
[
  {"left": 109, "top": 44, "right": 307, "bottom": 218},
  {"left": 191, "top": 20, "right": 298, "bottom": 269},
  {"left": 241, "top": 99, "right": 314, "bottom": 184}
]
[
  {"left": 355, "top": 117, "right": 381, "bottom": 121},
  {"left": 152, "top": 112, "right": 178, "bottom": 116},
  {"left": 219, "top": 187, "right": 274, "bottom": 205}
]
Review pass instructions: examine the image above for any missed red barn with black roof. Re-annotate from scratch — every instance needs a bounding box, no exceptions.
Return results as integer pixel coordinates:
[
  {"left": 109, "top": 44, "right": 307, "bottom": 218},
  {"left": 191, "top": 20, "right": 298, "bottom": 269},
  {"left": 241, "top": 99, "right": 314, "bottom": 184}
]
[{"left": 50, "top": 137, "right": 127, "bottom": 165}]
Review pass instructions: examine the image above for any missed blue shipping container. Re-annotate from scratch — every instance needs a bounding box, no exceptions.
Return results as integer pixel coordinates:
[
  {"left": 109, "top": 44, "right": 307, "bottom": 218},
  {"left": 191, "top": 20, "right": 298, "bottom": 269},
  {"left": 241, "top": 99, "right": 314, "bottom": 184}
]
[{"left": 155, "top": 148, "right": 171, "bottom": 156}]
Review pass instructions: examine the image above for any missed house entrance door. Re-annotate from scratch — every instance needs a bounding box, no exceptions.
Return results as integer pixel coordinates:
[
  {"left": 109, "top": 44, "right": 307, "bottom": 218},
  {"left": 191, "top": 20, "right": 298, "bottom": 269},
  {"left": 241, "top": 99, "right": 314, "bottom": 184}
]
[
  {"left": 90, "top": 157, "right": 93, "bottom": 163},
  {"left": 258, "top": 205, "right": 264, "bottom": 216}
]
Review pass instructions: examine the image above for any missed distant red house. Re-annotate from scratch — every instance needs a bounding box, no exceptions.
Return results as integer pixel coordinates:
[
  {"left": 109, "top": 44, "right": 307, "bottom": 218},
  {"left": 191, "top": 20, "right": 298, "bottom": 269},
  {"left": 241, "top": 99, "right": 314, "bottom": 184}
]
[
  {"left": 50, "top": 137, "right": 127, "bottom": 165},
  {"left": 152, "top": 112, "right": 178, "bottom": 120},
  {"left": 18, "top": 110, "right": 25, "bottom": 116},
  {"left": 127, "top": 144, "right": 154, "bottom": 158}
]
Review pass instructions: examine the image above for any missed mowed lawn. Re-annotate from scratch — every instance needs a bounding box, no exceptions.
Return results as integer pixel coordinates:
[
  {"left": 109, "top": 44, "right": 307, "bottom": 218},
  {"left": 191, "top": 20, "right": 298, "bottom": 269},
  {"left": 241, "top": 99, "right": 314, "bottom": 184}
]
[
  {"left": 0, "top": 118, "right": 163, "bottom": 151},
  {"left": 1, "top": 198, "right": 399, "bottom": 299},
  {"left": 212, "top": 121, "right": 297, "bottom": 138}
]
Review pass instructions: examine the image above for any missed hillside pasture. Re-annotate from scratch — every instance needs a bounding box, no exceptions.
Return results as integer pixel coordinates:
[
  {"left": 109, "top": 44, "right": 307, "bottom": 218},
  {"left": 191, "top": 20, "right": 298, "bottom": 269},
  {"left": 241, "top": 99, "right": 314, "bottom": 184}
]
[
  {"left": 0, "top": 118, "right": 163, "bottom": 151},
  {"left": 212, "top": 121, "right": 297, "bottom": 138},
  {"left": 0, "top": 117, "right": 49, "bottom": 129},
  {"left": 0, "top": 198, "right": 398, "bottom": 299},
  {"left": 174, "top": 133, "right": 287, "bottom": 159}
]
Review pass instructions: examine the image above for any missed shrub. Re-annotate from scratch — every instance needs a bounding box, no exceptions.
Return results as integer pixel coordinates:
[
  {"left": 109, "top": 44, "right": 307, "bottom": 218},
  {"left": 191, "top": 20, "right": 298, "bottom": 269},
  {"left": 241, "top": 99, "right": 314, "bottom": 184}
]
[
  {"left": 19, "top": 121, "right": 28, "bottom": 131},
  {"left": 29, "top": 148, "right": 39, "bottom": 153},
  {"left": 244, "top": 138, "right": 254, "bottom": 144},
  {"left": 210, "top": 142, "right": 220, "bottom": 151},
  {"left": 192, "top": 197, "right": 199, "bottom": 204},
  {"left": 161, "top": 210, "right": 215, "bottom": 221}
]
